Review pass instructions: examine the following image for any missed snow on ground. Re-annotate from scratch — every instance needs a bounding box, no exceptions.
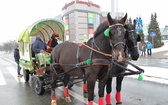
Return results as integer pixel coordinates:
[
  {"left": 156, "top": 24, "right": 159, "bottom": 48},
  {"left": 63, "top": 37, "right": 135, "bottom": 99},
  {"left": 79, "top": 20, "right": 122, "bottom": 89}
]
[
  {"left": 127, "top": 43, "right": 168, "bottom": 84},
  {"left": 127, "top": 65, "right": 168, "bottom": 84},
  {"left": 152, "top": 43, "right": 168, "bottom": 53}
]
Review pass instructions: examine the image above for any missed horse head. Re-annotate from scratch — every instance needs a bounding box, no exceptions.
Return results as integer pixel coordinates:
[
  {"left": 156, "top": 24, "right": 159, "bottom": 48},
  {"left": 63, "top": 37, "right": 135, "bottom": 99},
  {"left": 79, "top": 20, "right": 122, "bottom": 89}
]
[
  {"left": 124, "top": 20, "right": 139, "bottom": 60},
  {"left": 107, "top": 13, "right": 127, "bottom": 62}
]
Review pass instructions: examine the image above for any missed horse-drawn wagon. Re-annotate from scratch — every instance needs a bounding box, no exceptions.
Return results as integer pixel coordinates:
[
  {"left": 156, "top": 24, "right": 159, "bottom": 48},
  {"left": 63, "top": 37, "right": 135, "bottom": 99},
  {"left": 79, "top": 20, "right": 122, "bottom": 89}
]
[
  {"left": 18, "top": 14, "right": 144, "bottom": 105},
  {"left": 18, "top": 18, "right": 68, "bottom": 95}
]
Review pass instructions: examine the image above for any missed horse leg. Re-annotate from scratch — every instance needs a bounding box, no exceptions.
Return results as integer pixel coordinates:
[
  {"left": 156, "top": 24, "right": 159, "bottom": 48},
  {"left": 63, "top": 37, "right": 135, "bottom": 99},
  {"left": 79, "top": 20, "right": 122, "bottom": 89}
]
[
  {"left": 115, "top": 76, "right": 124, "bottom": 105},
  {"left": 87, "top": 76, "right": 96, "bottom": 105},
  {"left": 50, "top": 64, "right": 58, "bottom": 105},
  {"left": 50, "top": 76, "right": 57, "bottom": 105},
  {"left": 98, "top": 76, "right": 109, "bottom": 105},
  {"left": 105, "top": 77, "right": 113, "bottom": 105},
  {"left": 83, "top": 79, "right": 88, "bottom": 93},
  {"left": 51, "top": 89, "right": 57, "bottom": 105},
  {"left": 63, "top": 75, "right": 71, "bottom": 103}
]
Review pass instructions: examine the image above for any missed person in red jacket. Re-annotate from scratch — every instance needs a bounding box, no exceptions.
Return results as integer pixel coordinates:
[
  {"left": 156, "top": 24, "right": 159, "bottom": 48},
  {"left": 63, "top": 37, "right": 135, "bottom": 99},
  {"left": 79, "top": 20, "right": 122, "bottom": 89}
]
[{"left": 47, "top": 32, "right": 59, "bottom": 53}]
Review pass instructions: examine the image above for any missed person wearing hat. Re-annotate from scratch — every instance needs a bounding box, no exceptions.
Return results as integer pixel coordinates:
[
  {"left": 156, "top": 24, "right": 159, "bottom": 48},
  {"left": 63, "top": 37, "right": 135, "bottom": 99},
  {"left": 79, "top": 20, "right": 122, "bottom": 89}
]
[
  {"left": 32, "top": 34, "right": 50, "bottom": 54},
  {"left": 47, "top": 32, "right": 59, "bottom": 53}
]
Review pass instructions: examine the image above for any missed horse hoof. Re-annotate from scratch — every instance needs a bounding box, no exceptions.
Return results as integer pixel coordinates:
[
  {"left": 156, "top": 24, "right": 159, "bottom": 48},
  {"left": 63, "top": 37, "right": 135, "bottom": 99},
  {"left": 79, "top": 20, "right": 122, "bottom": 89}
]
[
  {"left": 116, "top": 102, "right": 122, "bottom": 105},
  {"left": 51, "top": 100, "right": 57, "bottom": 105},
  {"left": 106, "top": 104, "right": 112, "bottom": 105},
  {"left": 65, "top": 96, "right": 71, "bottom": 103}
]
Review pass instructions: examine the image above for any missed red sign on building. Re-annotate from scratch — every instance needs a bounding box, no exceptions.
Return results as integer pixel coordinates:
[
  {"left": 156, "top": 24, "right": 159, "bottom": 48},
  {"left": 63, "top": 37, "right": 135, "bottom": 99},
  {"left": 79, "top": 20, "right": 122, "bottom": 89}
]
[{"left": 62, "top": 0, "right": 100, "bottom": 10}]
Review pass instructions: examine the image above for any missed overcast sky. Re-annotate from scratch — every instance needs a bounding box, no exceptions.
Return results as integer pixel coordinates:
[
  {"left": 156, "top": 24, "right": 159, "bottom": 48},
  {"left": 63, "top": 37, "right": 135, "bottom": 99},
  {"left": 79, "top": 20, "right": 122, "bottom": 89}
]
[{"left": 0, "top": 0, "right": 167, "bottom": 43}]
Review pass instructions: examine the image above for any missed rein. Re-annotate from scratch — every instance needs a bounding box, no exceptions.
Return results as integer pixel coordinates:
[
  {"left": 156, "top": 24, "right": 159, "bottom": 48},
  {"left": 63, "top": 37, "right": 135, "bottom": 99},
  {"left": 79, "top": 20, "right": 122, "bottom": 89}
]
[
  {"left": 80, "top": 24, "right": 125, "bottom": 57},
  {"left": 81, "top": 43, "right": 112, "bottom": 57},
  {"left": 110, "top": 60, "right": 144, "bottom": 77},
  {"left": 81, "top": 42, "right": 129, "bottom": 60}
]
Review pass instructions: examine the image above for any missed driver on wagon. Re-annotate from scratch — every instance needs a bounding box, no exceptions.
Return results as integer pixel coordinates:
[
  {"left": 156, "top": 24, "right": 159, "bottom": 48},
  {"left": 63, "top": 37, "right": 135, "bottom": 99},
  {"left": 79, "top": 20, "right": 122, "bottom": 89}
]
[
  {"left": 32, "top": 34, "right": 50, "bottom": 54},
  {"left": 32, "top": 34, "right": 51, "bottom": 67}
]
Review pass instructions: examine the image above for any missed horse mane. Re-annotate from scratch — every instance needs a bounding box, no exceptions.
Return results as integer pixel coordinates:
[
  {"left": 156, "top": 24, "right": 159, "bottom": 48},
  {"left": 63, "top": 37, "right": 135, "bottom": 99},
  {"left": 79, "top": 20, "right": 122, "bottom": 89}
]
[
  {"left": 94, "top": 21, "right": 109, "bottom": 37},
  {"left": 93, "top": 19, "right": 120, "bottom": 38}
]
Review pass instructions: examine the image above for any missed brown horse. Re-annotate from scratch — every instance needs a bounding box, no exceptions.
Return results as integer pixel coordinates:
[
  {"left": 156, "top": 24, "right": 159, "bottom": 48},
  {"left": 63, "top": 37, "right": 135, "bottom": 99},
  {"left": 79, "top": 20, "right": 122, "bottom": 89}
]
[
  {"left": 50, "top": 13, "right": 127, "bottom": 105},
  {"left": 81, "top": 21, "right": 140, "bottom": 105},
  {"left": 105, "top": 20, "right": 140, "bottom": 105}
]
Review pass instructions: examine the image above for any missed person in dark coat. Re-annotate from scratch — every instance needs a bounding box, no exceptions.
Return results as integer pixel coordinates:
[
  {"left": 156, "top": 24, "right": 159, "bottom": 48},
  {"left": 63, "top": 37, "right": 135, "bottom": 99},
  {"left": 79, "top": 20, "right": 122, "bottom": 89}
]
[
  {"left": 14, "top": 44, "right": 23, "bottom": 77},
  {"left": 137, "top": 34, "right": 141, "bottom": 54},
  {"left": 141, "top": 42, "right": 146, "bottom": 56},
  {"left": 47, "top": 33, "right": 59, "bottom": 53},
  {"left": 32, "top": 34, "right": 50, "bottom": 67},
  {"left": 32, "top": 34, "right": 50, "bottom": 54}
]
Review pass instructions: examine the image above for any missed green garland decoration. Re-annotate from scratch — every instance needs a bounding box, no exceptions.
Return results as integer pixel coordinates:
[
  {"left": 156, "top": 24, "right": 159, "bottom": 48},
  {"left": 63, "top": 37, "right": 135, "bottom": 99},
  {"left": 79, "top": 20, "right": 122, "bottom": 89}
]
[
  {"left": 104, "top": 28, "right": 109, "bottom": 37},
  {"left": 138, "top": 74, "right": 143, "bottom": 81},
  {"left": 86, "top": 59, "right": 91, "bottom": 65},
  {"left": 47, "top": 58, "right": 51, "bottom": 64}
]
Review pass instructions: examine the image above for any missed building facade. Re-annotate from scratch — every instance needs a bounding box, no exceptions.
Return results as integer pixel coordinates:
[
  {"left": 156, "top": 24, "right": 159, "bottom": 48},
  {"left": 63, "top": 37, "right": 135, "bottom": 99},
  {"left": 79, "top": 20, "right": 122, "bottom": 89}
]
[
  {"left": 62, "top": 0, "right": 101, "bottom": 42},
  {"left": 161, "top": 25, "right": 168, "bottom": 43}
]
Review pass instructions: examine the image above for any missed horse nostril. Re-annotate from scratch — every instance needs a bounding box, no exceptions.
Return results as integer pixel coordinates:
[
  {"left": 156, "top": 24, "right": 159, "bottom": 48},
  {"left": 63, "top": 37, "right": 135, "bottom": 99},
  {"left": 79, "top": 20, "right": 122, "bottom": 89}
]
[{"left": 117, "top": 51, "right": 124, "bottom": 62}]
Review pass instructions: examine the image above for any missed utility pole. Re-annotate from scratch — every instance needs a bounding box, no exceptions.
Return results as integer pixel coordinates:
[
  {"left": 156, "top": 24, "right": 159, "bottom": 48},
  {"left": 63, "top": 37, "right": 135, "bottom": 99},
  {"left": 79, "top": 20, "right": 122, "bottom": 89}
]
[
  {"left": 111, "top": 0, "right": 119, "bottom": 19},
  {"left": 111, "top": 0, "right": 115, "bottom": 18}
]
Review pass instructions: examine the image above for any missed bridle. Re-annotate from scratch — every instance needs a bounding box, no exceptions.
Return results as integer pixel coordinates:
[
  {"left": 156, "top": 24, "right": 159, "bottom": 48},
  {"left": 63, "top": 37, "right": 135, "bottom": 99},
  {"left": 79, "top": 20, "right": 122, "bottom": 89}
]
[
  {"left": 108, "top": 24, "right": 125, "bottom": 48},
  {"left": 90, "top": 23, "right": 126, "bottom": 59},
  {"left": 126, "top": 29, "right": 137, "bottom": 51},
  {"left": 108, "top": 24, "right": 126, "bottom": 59}
]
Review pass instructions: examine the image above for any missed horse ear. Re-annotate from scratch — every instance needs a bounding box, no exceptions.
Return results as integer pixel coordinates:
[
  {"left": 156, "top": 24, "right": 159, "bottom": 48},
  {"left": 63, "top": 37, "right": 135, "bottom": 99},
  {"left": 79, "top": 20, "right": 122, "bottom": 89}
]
[
  {"left": 120, "top": 13, "right": 127, "bottom": 24},
  {"left": 107, "top": 13, "right": 113, "bottom": 25}
]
